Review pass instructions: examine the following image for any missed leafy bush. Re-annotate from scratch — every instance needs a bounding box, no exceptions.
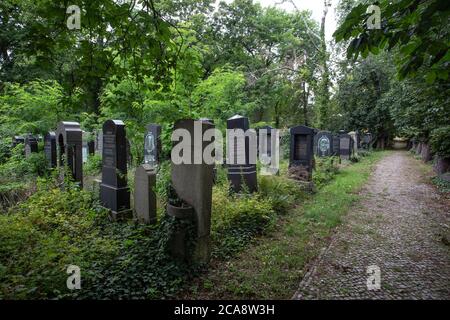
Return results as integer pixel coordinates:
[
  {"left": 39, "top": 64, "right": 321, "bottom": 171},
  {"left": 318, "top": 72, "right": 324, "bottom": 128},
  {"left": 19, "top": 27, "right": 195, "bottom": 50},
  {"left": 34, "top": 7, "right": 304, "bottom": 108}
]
[
  {"left": 83, "top": 154, "right": 102, "bottom": 176},
  {"left": 430, "top": 126, "right": 450, "bottom": 158},
  {"left": 313, "top": 156, "right": 340, "bottom": 188}
]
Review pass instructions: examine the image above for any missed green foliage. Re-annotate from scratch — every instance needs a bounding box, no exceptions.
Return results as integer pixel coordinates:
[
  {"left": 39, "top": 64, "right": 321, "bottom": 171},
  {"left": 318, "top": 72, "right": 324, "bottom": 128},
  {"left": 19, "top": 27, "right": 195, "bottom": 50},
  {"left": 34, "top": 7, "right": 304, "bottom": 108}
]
[
  {"left": 83, "top": 154, "right": 102, "bottom": 176},
  {"left": 431, "top": 176, "right": 450, "bottom": 193},
  {"left": 430, "top": 126, "right": 450, "bottom": 157},
  {"left": 313, "top": 156, "right": 340, "bottom": 188},
  {"left": 334, "top": 0, "right": 449, "bottom": 82}
]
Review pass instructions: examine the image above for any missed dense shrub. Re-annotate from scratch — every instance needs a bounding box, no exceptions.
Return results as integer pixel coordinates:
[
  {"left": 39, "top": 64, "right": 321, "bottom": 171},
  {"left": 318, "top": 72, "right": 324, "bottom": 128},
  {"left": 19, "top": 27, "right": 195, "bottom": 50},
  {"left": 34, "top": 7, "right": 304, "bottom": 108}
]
[
  {"left": 430, "top": 126, "right": 450, "bottom": 158},
  {"left": 313, "top": 156, "right": 340, "bottom": 188}
]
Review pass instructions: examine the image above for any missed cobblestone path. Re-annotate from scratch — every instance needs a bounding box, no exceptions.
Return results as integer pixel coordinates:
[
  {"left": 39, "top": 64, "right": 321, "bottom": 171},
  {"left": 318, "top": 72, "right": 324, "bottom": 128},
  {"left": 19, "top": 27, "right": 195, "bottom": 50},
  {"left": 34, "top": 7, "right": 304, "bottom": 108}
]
[{"left": 294, "top": 151, "right": 450, "bottom": 299}]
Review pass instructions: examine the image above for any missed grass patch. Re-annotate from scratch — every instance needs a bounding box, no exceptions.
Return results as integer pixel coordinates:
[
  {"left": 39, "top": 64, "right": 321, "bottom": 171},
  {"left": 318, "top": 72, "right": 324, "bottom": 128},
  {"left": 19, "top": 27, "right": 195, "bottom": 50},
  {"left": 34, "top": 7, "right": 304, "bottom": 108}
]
[{"left": 181, "top": 151, "right": 388, "bottom": 299}]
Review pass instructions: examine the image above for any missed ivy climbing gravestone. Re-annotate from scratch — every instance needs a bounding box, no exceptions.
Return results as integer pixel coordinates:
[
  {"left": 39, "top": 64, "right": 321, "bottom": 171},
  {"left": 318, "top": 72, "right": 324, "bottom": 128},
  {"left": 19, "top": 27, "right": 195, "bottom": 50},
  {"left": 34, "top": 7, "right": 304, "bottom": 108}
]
[
  {"left": 100, "top": 120, "right": 131, "bottom": 220},
  {"left": 289, "top": 125, "right": 314, "bottom": 181},
  {"left": 226, "top": 115, "right": 257, "bottom": 193},
  {"left": 56, "top": 121, "right": 83, "bottom": 187},
  {"left": 314, "top": 131, "right": 333, "bottom": 157},
  {"left": 44, "top": 131, "right": 57, "bottom": 168},
  {"left": 171, "top": 119, "right": 215, "bottom": 263}
]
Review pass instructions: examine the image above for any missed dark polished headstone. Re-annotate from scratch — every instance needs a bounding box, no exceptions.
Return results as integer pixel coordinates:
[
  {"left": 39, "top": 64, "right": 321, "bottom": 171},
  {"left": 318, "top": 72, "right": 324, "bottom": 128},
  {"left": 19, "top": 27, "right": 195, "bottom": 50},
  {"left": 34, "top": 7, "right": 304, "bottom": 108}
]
[
  {"left": 44, "top": 132, "right": 57, "bottom": 168},
  {"left": 88, "top": 140, "right": 95, "bottom": 155},
  {"left": 24, "top": 134, "right": 38, "bottom": 158},
  {"left": 171, "top": 119, "right": 215, "bottom": 263},
  {"left": 332, "top": 134, "right": 341, "bottom": 157},
  {"left": 339, "top": 133, "right": 352, "bottom": 160},
  {"left": 100, "top": 120, "right": 130, "bottom": 218},
  {"left": 314, "top": 131, "right": 333, "bottom": 157},
  {"left": 134, "top": 164, "right": 157, "bottom": 224},
  {"left": 144, "top": 123, "right": 162, "bottom": 166},
  {"left": 289, "top": 125, "right": 314, "bottom": 181},
  {"left": 226, "top": 115, "right": 257, "bottom": 193},
  {"left": 56, "top": 122, "right": 83, "bottom": 186}
]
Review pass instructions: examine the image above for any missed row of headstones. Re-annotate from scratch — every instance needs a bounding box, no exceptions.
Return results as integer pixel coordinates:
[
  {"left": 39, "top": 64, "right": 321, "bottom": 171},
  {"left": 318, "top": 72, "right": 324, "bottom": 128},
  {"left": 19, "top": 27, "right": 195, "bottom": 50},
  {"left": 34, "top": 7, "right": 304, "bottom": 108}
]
[{"left": 14, "top": 117, "right": 368, "bottom": 263}]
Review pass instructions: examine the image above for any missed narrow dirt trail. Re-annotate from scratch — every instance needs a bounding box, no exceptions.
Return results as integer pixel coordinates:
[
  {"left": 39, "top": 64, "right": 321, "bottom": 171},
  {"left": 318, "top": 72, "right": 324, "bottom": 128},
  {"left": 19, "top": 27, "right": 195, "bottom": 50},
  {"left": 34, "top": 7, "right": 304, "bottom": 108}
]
[{"left": 294, "top": 151, "right": 450, "bottom": 299}]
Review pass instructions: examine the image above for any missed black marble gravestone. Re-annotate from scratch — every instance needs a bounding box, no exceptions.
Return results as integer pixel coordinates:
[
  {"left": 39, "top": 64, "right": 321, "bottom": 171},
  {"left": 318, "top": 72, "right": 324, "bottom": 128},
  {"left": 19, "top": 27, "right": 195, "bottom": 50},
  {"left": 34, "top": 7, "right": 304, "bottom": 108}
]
[
  {"left": 44, "top": 132, "right": 57, "bottom": 168},
  {"left": 289, "top": 125, "right": 314, "bottom": 180},
  {"left": 100, "top": 120, "right": 130, "bottom": 218},
  {"left": 339, "top": 132, "right": 352, "bottom": 160},
  {"left": 144, "top": 123, "right": 162, "bottom": 166},
  {"left": 56, "top": 122, "right": 83, "bottom": 186},
  {"left": 24, "top": 134, "right": 38, "bottom": 158},
  {"left": 226, "top": 115, "right": 257, "bottom": 193},
  {"left": 314, "top": 131, "right": 333, "bottom": 157}
]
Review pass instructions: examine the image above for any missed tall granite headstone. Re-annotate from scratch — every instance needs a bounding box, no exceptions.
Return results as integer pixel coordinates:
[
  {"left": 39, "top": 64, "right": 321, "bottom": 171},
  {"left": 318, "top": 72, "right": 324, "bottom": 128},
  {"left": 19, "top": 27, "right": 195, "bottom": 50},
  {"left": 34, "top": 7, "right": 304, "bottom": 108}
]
[
  {"left": 12, "top": 136, "right": 25, "bottom": 148},
  {"left": 314, "top": 131, "right": 333, "bottom": 157},
  {"left": 144, "top": 123, "right": 162, "bottom": 166},
  {"left": 100, "top": 120, "right": 130, "bottom": 219},
  {"left": 44, "top": 131, "right": 57, "bottom": 168},
  {"left": 289, "top": 125, "right": 314, "bottom": 181},
  {"left": 171, "top": 119, "right": 215, "bottom": 263},
  {"left": 134, "top": 164, "right": 157, "bottom": 224},
  {"left": 348, "top": 131, "right": 359, "bottom": 156},
  {"left": 24, "top": 134, "right": 38, "bottom": 158},
  {"left": 226, "top": 115, "right": 257, "bottom": 193},
  {"left": 56, "top": 122, "right": 83, "bottom": 186}
]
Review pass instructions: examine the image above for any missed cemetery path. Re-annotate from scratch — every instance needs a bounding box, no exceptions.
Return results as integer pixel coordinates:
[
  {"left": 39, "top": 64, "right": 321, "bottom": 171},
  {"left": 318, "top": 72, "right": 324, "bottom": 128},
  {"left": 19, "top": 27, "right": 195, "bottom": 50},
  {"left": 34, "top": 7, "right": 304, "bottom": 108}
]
[{"left": 294, "top": 151, "right": 450, "bottom": 299}]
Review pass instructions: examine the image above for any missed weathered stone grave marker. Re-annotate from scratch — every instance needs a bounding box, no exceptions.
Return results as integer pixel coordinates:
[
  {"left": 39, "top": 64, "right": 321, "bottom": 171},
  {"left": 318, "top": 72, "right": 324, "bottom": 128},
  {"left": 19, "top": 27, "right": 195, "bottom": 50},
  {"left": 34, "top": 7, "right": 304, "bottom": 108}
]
[
  {"left": 332, "top": 133, "right": 341, "bottom": 157},
  {"left": 289, "top": 125, "right": 314, "bottom": 181},
  {"left": 348, "top": 131, "right": 359, "bottom": 156},
  {"left": 170, "top": 119, "right": 215, "bottom": 263},
  {"left": 134, "top": 164, "right": 157, "bottom": 224},
  {"left": 44, "top": 131, "right": 57, "bottom": 168},
  {"left": 56, "top": 121, "right": 83, "bottom": 187},
  {"left": 100, "top": 120, "right": 130, "bottom": 219},
  {"left": 24, "top": 134, "right": 38, "bottom": 158},
  {"left": 226, "top": 115, "right": 257, "bottom": 193}
]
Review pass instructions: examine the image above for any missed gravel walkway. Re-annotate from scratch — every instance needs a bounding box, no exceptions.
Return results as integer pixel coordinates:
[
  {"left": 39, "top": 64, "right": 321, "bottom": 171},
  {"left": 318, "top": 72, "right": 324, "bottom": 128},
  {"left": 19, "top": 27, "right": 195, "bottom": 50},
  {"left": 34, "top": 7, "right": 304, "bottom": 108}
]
[{"left": 294, "top": 151, "right": 450, "bottom": 299}]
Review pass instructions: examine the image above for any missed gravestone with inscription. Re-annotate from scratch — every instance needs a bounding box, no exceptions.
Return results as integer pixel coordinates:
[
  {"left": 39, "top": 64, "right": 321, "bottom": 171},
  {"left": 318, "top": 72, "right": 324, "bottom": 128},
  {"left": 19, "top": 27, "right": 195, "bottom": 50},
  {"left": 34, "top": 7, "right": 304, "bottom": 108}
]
[
  {"left": 289, "top": 125, "right": 314, "bottom": 181},
  {"left": 171, "top": 119, "right": 215, "bottom": 263},
  {"left": 339, "top": 132, "right": 352, "bottom": 160},
  {"left": 314, "top": 131, "right": 333, "bottom": 157},
  {"left": 144, "top": 124, "right": 162, "bottom": 167},
  {"left": 95, "top": 131, "right": 103, "bottom": 155},
  {"left": 226, "top": 115, "right": 257, "bottom": 193},
  {"left": 100, "top": 120, "right": 130, "bottom": 219},
  {"left": 134, "top": 164, "right": 157, "bottom": 224},
  {"left": 56, "top": 122, "right": 83, "bottom": 186},
  {"left": 24, "top": 134, "right": 38, "bottom": 158},
  {"left": 44, "top": 132, "right": 57, "bottom": 168}
]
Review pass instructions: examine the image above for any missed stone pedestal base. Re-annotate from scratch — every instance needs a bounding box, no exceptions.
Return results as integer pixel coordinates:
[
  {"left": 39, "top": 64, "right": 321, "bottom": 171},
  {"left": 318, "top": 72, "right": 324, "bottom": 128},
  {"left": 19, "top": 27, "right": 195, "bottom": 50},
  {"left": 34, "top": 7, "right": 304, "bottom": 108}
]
[{"left": 100, "top": 183, "right": 130, "bottom": 217}]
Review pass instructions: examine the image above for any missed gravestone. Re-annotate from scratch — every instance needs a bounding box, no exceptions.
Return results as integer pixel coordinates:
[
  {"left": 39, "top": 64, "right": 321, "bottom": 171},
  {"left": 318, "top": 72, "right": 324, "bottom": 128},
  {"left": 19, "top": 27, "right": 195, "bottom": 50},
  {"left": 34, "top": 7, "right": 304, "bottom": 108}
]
[
  {"left": 88, "top": 140, "right": 95, "bottom": 155},
  {"left": 171, "top": 119, "right": 215, "bottom": 263},
  {"left": 348, "top": 131, "right": 359, "bottom": 156},
  {"left": 144, "top": 123, "right": 162, "bottom": 166},
  {"left": 100, "top": 120, "right": 130, "bottom": 219},
  {"left": 95, "top": 131, "right": 103, "bottom": 155},
  {"left": 332, "top": 134, "right": 341, "bottom": 157},
  {"left": 226, "top": 115, "right": 257, "bottom": 193},
  {"left": 56, "top": 122, "right": 83, "bottom": 186},
  {"left": 314, "top": 131, "right": 333, "bottom": 157},
  {"left": 44, "top": 132, "right": 57, "bottom": 168},
  {"left": 24, "top": 134, "right": 38, "bottom": 158},
  {"left": 362, "top": 133, "right": 373, "bottom": 149},
  {"left": 134, "top": 164, "right": 157, "bottom": 224},
  {"left": 198, "top": 119, "right": 217, "bottom": 181},
  {"left": 289, "top": 125, "right": 314, "bottom": 181},
  {"left": 12, "top": 136, "right": 25, "bottom": 148},
  {"left": 339, "top": 132, "right": 352, "bottom": 160},
  {"left": 82, "top": 132, "right": 89, "bottom": 163}
]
